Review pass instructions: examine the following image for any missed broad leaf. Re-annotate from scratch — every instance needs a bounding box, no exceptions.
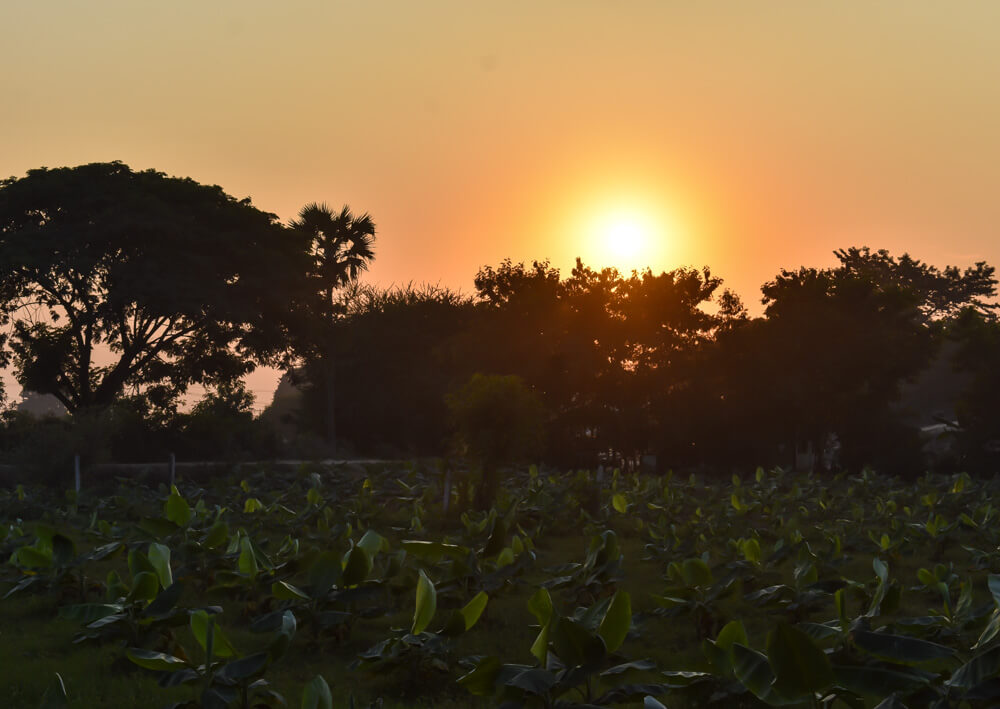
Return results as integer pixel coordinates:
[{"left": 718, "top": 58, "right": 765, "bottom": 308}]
[
  {"left": 273, "top": 580, "right": 310, "bottom": 602},
  {"left": 165, "top": 487, "right": 192, "bottom": 527},
  {"left": 340, "top": 546, "right": 372, "bottom": 587},
  {"left": 147, "top": 543, "right": 172, "bottom": 588},
  {"left": 191, "top": 610, "right": 238, "bottom": 658},
  {"left": 411, "top": 569, "right": 437, "bottom": 635},
  {"left": 767, "top": 622, "right": 833, "bottom": 696},
  {"left": 598, "top": 591, "right": 631, "bottom": 653},
  {"left": 457, "top": 656, "right": 502, "bottom": 696},
  {"left": 127, "top": 648, "right": 188, "bottom": 672},
  {"left": 301, "top": 675, "right": 333, "bottom": 709}
]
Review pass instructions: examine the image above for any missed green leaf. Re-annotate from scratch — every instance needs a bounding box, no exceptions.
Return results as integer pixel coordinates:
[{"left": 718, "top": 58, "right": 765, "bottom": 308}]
[
  {"left": 58, "top": 603, "right": 122, "bottom": 625},
  {"left": 165, "top": 487, "right": 192, "bottom": 527},
  {"left": 340, "top": 545, "right": 372, "bottom": 587},
  {"left": 766, "top": 622, "right": 833, "bottom": 696},
  {"left": 238, "top": 535, "right": 258, "bottom": 579},
  {"left": 988, "top": 575, "right": 1000, "bottom": 609},
  {"left": 218, "top": 652, "right": 268, "bottom": 681},
  {"left": 127, "top": 571, "right": 160, "bottom": 603},
  {"left": 401, "top": 540, "right": 469, "bottom": 562},
  {"left": 191, "top": 610, "right": 238, "bottom": 658},
  {"left": 268, "top": 610, "right": 297, "bottom": 662},
  {"left": 138, "top": 517, "right": 181, "bottom": 540},
  {"left": 946, "top": 644, "right": 1000, "bottom": 690},
  {"left": 301, "top": 675, "right": 333, "bottom": 709},
  {"left": 459, "top": 591, "right": 489, "bottom": 631},
  {"left": 128, "top": 549, "right": 156, "bottom": 579},
  {"left": 527, "top": 587, "right": 553, "bottom": 626},
  {"left": 741, "top": 538, "right": 762, "bottom": 565},
  {"left": 357, "top": 529, "right": 387, "bottom": 558},
  {"left": 917, "top": 568, "right": 936, "bottom": 586},
  {"left": 598, "top": 591, "right": 631, "bottom": 653},
  {"left": 147, "top": 543, "right": 172, "bottom": 589},
  {"left": 272, "top": 580, "right": 310, "bottom": 601},
  {"left": 552, "top": 616, "right": 606, "bottom": 668},
  {"left": 126, "top": 648, "right": 188, "bottom": 672},
  {"left": 716, "top": 620, "right": 749, "bottom": 653},
  {"left": 612, "top": 493, "right": 628, "bottom": 513},
  {"left": 732, "top": 643, "right": 777, "bottom": 701},
  {"left": 852, "top": 630, "right": 955, "bottom": 664},
  {"left": 411, "top": 569, "right": 437, "bottom": 635},
  {"left": 527, "top": 587, "right": 554, "bottom": 664},
  {"left": 507, "top": 668, "right": 558, "bottom": 695},
  {"left": 495, "top": 547, "right": 515, "bottom": 568},
  {"left": 145, "top": 581, "right": 185, "bottom": 617},
  {"left": 13, "top": 545, "right": 52, "bottom": 568},
  {"left": 681, "top": 558, "right": 713, "bottom": 587},
  {"left": 204, "top": 521, "right": 229, "bottom": 549},
  {"left": 307, "top": 551, "right": 342, "bottom": 598},
  {"left": 457, "top": 656, "right": 501, "bottom": 696},
  {"left": 51, "top": 534, "right": 76, "bottom": 567},
  {"left": 976, "top": 611, "right": 1000, "bottom": 650},
  {"left": 833, "top": 664, "right": 934, "bottom": 697}
]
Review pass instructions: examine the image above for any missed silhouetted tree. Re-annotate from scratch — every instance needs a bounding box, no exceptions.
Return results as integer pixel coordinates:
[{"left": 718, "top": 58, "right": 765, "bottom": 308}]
[
  {"left": 446, "top": 373, "right": 544, "bottom": 510},
  {"left": 294, "top": 283, "right": 472, "bottom": 456},
  {"left": 289, "top": 203, "right": 375, "bottom": 455},
  {"left": 0, "top": 162, "right": 312, "bottom": 413},
  {"left": 949, "top": 309, "right": 1000, "bottom": 473},
  {"left": 467, "top": 258, "right": 724, "bottom": 467},
  {"left": 752, "top": 247, "right": 996, "bottom": 474}
]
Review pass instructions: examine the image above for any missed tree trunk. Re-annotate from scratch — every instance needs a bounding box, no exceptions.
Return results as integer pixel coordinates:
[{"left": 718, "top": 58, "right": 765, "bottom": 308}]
[
  {"left": 324, "top": 353, "right": 337, "bottom": 457},
  {"left": 475, "top": 463, "right": 498, "bottom": 511}
]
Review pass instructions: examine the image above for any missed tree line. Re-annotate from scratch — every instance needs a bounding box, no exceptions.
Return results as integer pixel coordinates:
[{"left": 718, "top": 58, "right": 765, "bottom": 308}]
[{"left": 0, "top": 163, "right": 997, "bottom": 478}]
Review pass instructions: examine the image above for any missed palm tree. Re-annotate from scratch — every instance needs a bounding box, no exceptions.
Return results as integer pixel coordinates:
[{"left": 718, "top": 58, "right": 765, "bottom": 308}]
[{"left": 290, "top": 203, "right": 376, "bottom": 455}]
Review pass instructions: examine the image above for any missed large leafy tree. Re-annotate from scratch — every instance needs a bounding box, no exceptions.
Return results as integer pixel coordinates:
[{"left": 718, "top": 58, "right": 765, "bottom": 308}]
[
  {"left": 747, "top": 247, "right": 996, "bottom": 473},
  {"left": 289, "top": 203, "right": 375, "bottom": 453},
  {"left": 467, "top": 258, "right": 724, "bottom": 466},
  {"left": 0, "top": 162, "right": 311, "bottom": 413}
]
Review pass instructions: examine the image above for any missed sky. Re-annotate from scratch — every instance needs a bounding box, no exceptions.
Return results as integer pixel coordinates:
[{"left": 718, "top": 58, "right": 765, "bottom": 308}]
[{"left": 4, "top": 1, "right": 1000, "bottom": 408}]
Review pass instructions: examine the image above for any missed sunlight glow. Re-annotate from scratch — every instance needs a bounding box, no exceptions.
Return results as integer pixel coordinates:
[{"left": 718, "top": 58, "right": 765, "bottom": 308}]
[
  {"left": 580, "top": 202, "right": 677, "bottom": 273},
  {"left": 602, "top": 213, "right": 647, "bottom": 262}
]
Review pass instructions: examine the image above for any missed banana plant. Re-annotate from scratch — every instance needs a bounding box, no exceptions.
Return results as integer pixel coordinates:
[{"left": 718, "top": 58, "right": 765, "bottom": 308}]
[
  {"left": 355, "top": 570, "right": 489, "bottom": 675},
  {"left": 59, "top": 543, "right": 187, "bottom": 646},
  {"left": 127, "top": 609, "right": 296, "bottom": 708},
  {"left": 403, "top": 512, "right": 535, "bottom": 601},
  {"left": 651, "top": 556, "right": 739, "bottom": 639},
  {"left": 262, "top": 530, "right": 393, "bottom": 645},
  {"left": 542, "top": 530, "right": 624, "bottom": 604},
  {"left": 459, "top": 587, "right": 665, "bottom": 707},
  {"left": 6, "top": 524, "right": 121, "bottom": 601}
]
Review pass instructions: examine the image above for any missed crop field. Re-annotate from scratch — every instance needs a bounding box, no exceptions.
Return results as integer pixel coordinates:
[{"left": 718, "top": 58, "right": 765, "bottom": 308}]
[{"left": 3, "top": 462, "right": 1000, "bottom": 708}]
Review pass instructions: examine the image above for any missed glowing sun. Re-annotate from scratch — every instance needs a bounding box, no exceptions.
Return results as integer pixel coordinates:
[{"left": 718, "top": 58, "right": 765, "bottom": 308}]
[
  {"left": 603, "top": 214, "right": 647, "bottom": 261},
  {"left": 587, "top": 206, "right": 664, "bottom": 271}
]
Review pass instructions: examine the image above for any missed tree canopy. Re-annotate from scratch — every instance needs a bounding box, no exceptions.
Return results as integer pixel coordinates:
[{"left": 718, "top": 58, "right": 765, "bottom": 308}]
[{"left": 0, "top": 162, "right": 312, "bottom": 412}]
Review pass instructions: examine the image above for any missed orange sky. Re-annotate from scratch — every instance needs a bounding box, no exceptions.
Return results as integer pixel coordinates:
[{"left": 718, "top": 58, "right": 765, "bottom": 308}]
[{"left": 4, "top": 1, "right": 1000, "bottom": 408}]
